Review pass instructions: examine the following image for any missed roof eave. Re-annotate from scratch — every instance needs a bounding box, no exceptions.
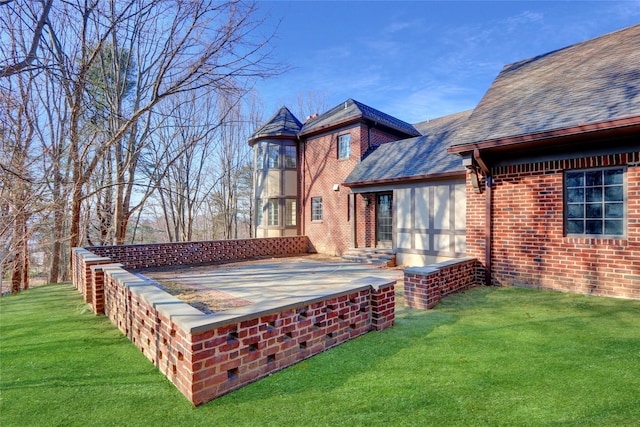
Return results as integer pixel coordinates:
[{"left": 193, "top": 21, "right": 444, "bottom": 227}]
[
  {"left": 248, "top": 133, "right": 299, "bottom": 146},
  {"left": 448, "top": 116, "right": 640, "bottom": 155},
  {"left": 343, "top": 170, "right": 465, "bottom": 188}
]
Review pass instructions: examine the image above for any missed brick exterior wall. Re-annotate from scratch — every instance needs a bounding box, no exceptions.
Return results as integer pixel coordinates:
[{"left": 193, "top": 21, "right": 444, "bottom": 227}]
[
  {"left": 469, "top": 151, "right": 640, "bottom": 299},
  {"left": 301, "top": 124, "right": 400, "bottom": 255},
  {"left": 404, "top": 257, "right": 481, "bottom": 309},
  {"left": 84, "top": 236, "right": 310, "bottom": 270},
  {"left": 72, "top": 246, "right": 395, "bottom": 406}
]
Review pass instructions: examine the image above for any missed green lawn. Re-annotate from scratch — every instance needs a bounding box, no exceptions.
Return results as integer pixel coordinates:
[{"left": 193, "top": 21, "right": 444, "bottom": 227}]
[{"left": 1, "top": 283, "right": 639, "bottom": 426}]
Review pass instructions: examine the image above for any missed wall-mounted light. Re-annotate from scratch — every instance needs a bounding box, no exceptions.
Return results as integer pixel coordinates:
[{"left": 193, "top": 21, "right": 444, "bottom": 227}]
[{"left": 363, "top": 195, "right": 371, "bottom": 206}]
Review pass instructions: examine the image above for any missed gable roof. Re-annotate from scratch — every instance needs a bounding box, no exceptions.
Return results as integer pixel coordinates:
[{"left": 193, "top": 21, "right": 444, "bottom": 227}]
[
  {"left": 299, "top": 98, "right": 420, "bottom": 138},
  {"left": 450, "top": 24, "right": 640, "bottom": 153},
  {"left": 344, "top": 110, "right": 471, "bottom": 186},
  {"left": 249, "top": 106, "right": 302, "bottom": 145}
]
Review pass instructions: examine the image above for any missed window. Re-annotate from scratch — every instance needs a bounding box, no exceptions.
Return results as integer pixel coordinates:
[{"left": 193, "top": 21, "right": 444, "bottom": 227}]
[
  {"left": 268, "top": 199, "right": 279, "bottom": 226},
  {"left": 284, "top": 146, "right": 296, "bottom": 168},
  {"left": 285, "top": 199, "right": 297, "bottom": 226},
  {"left": 255, "top": 199, "right": 263, "bottom": 227},
  {"left": 311, "top": 197, "right": 323, "bottom": 221},
  {"left": 256, "top": 145, "right": 264, "bottom": 170},
  {"left": 337, "top": 134, "right": 350, "bottom": 159},
  {"left": 267, "top": 145, "right": 279, "bottom": 168},
  {"left": 565, "top": 167, "right": 625, "bottom": 236}
]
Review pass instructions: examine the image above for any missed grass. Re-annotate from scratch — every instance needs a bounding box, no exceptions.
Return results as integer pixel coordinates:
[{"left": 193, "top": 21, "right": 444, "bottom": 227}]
[{"left": 1, "top": 284, "right": 639, "bottom": 426}]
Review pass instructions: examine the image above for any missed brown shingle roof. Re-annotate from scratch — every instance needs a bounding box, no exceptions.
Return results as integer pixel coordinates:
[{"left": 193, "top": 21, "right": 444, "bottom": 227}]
[
  {"left": 451, "top": 24, "right": 640, "bottom": 150},
  {"left": 299, "top": 98, "right": 420, "bottom": 138},
  {"left": 249, "top": 106, "right": 302, "bottom": 145},
  {"left": 344, "top": 110, "right": 470, "bottom": 186}
]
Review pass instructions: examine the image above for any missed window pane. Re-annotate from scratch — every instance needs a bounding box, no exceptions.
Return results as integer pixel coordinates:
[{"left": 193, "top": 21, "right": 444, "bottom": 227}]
[
  {"left": 585, "top": 203, "right": 602, "bottom": 218},
  {"left": 311, "top": 197, "right": 323, "bottom": 221},
  {"left": 268, "top": 200, "right": 279, "bottom": 225},
  {"left": 567, "top": 220, "right": 584, "bottom": 234},
  {"left": 605, "top": 220, "right": 623, "bottom": 235},
  {"left": 566, "top": 172, "right": 584, "bottom": 187},
  {"left": 585, "top": 170, "right": 602, "bottom": 186},
  {"left": 605, "top": 203, "right": 623, "bottom": 218},
  {"left": 256, "top": 200, "right": 263, "bottom": 226},
  {"left": 338, "top": 134, "right": 350, "bottom": 159},
  {"left": 256, "top": 146, "right": 264, "bottom": 169},
  {"left": 565, "top": 168, "right": 626, "bottom": 236},
  {"left": 284, "top": 146, "right": 296, "bottom": 168},
  {"left": 567, "top": 188, "right": 584, "bottom": 203},
  {"left": 585, "top": 220, "right": 602, "bottom": 234},
  {"left": 268, "top": 145, "right": 280, "bottom": 168},
  {"left": 567, "top": 204, "right": 583, "bottom": 219},
  {"left": 586, "top": 187, "right": 602, "bottom": 202},
  {"left": 604, "top": 169, "right": 623, "bottom": 185},
  {"left": 604, "top": 186, "right": 623, "bottom": 202},
  {"left": 286, "top": 199, "right": 296, "bottom": 226}
]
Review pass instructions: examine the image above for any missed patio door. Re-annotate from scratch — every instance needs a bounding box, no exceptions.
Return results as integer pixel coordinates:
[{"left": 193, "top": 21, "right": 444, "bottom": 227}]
[{"left": 376, "top": 193, "right": 393, "bottom": 248}]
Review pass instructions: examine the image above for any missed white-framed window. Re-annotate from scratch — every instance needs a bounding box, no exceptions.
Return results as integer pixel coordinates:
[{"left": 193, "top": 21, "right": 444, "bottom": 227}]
[
  {"left": 284, "top": 146, "right": 296, "bottom": 168},
  {"left": 267, "top": 145, "right": 279, "bottom": 168},
  {"left": 337, "top": 134, "right": 350, "bottom": 159},
  {"left": 268, "top": 199, "right": 279, "bottom": 226},
  {"left": 311, "top": 197, "right": 323, "bottom": 221},
  {"left": 285, "top": 199, "right": 296, "bottom": 226},
  {"left": 565, "top": 167, "right": 625, "bottom": 236}
]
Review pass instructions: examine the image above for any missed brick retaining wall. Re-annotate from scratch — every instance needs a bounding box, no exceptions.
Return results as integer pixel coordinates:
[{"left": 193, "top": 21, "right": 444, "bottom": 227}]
[{"left": 404, "top": 257, "right": 481, "bottom": 310}]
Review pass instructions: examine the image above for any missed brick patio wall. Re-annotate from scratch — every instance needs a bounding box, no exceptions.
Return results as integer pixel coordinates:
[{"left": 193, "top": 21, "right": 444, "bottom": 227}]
[
  {"left": 404, "top": 257, "right": 482, "bottom": 310},
  {"left": 84, "top": 236, "right": 310, "bottom": 270},
  {"left": 71, "top": 239, "right": 395, "bottom": 406},
  {"left": 72, "top": 237, "right": 310, "bottom": 313}
]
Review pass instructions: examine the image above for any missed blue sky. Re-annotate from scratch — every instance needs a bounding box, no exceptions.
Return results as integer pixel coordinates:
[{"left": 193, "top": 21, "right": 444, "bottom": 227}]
[{"left": 254, "top": 1, "right": 640, "bottom": 124}]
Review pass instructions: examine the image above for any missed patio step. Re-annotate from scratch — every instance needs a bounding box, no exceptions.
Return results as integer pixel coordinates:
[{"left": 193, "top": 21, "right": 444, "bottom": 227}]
[{"left": 341, "top": 248, "right": 396, "bottom": 268}]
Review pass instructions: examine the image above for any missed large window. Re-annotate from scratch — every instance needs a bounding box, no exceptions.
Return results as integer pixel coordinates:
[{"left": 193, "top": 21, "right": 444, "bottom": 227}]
[
  {"left": 311, "top": 197, "right": 323, "bottom": 221},
  {"left": 565, "top": 167, "right": 625, "bottom": 236},
  {"left": 284, "top": 146, "right": 296, "bottom": 168},
  {"left": 268, "top": 199, "right": 279, "bottom": 226},
  {"left": 337, "top": 134, "right": 350, "bottom": 159},
  {"left": 285, "top": 199, "right": 297, "bottom": 226},
  {"left": 267, "top": 145, "right": 280, "bottom": 168}
]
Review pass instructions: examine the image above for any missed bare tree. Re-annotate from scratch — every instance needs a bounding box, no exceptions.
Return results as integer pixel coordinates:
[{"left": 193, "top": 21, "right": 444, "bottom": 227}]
[
  {"left": 0, "top": 0, "right": 53, "bottom": 77},
  {"left": 38, "top": 0, "right": 280, "bottom": 260}
]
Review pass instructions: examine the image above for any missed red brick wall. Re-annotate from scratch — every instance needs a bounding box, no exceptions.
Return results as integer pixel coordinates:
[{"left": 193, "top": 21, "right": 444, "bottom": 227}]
[
  {"left": 404, "top": 258, "right": 481, "bottom": 309},
  {"left": 302, "top": 125, "right": 400, "bottom": 255},
  {"left": 73, "top": 247, "right": 395, "bottom": 406},
  {"left": 469, "top": 151, "right": 640, "bottom": 299},
  {"left": 354, "top": 193, "right": 376, "bottom": 248}
]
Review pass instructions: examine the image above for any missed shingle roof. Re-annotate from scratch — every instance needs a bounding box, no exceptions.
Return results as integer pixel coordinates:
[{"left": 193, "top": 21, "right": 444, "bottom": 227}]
[
  {"left": 300, "top": 98, "right": 420, "bottom": 138},
  {"left": 452, "top": 24, "right": 640, "bottom": 149},
  {"left": 249, "top": 106, "right": 302, "bottom": 145},
  {"left": 344, "top": 110, "right": 471, "bottom": 185}
]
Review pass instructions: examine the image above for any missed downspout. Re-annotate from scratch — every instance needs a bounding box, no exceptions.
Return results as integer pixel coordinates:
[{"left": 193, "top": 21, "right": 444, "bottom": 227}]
[
  {"left": 300, "top": 137, "right": 305, "bottom": 237},
  {"left": 474, "top": 149, "right": 492, "bottom": 286}
]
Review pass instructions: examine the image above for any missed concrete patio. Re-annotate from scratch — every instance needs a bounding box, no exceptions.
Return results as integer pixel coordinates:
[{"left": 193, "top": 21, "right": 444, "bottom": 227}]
[{"left": 137, "top": 255, "right": 404, "bottom": 309}]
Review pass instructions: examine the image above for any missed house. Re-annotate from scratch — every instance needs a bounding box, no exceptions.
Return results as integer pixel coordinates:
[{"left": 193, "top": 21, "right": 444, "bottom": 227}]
[{"left": 250, "top": 23, "right": 640, "bottom": 299}]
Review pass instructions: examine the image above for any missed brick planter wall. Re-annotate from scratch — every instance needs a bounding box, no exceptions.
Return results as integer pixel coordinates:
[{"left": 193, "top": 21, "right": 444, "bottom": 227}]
[{"left": 404, "top": 257, "right": 481, "bottom": 310}]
